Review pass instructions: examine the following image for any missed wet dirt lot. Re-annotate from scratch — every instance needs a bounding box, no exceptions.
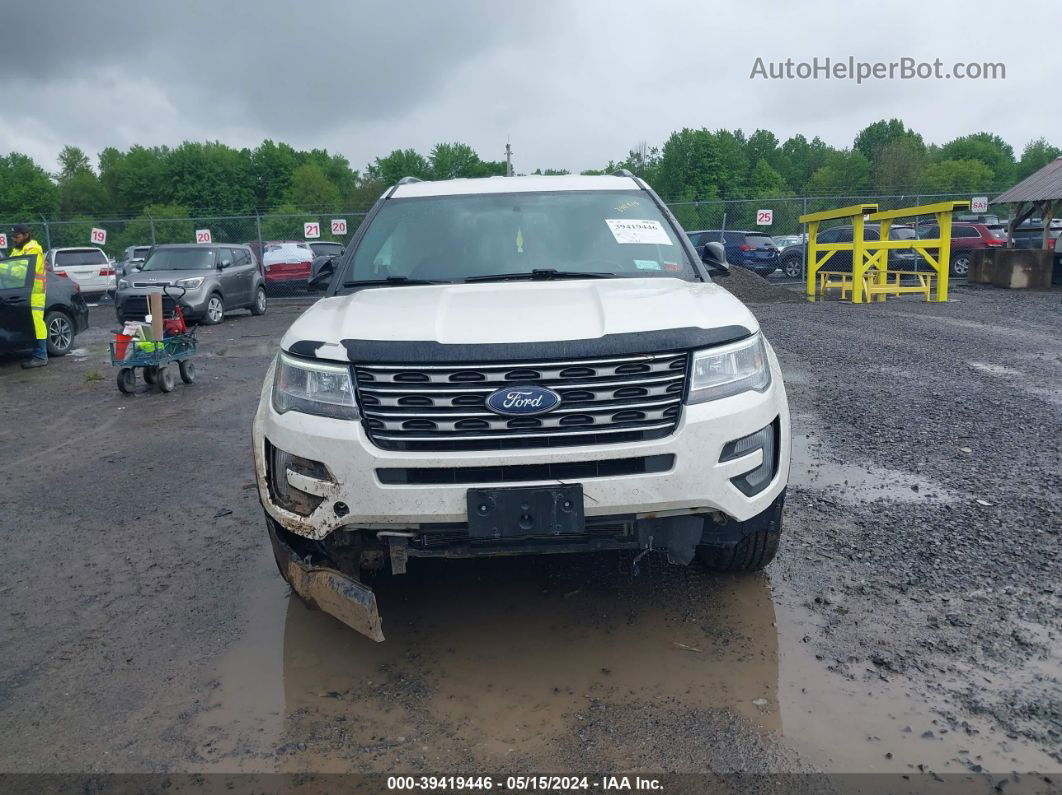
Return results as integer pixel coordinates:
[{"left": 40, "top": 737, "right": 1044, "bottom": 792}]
[{"left": 0, "top": 286, "right": 1058, "bottom": 790}]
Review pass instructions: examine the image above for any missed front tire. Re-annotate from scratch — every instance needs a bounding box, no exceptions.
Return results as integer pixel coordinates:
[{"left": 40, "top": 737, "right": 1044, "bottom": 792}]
[
  {"left": 45, "top": 310, "right": 75, "bottom": 356},
  {"left": 697, "top": 528, "right": 780, "bottom": 572},
  {"left": 696, "top": 496, "right": 784, "bottom": 572},
  {"left": 203, "top": 293, "right": 225, "bottom": 325}
]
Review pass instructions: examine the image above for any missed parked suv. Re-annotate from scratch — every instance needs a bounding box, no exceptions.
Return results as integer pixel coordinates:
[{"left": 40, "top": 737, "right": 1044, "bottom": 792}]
[
  {"left": 115, "top": 243, "right": 267, "bottom": 325},
  {"left": 1, "top": 256, "right": 89, "bottom": 357},
  {"left": 118, "top": 245, "right": 153, "bottom": 277},
  {"left": 252, "top": 174, "right": 791, "bottom": 641},
  {"left": 687, "top": 230, "right": 779, "bottom": 276},
  {"left": 914, "top": 222, "right": 1005, "bottom": 276},
  {"left": 44, "top": 247, "right": 115, "bottom": 298}
]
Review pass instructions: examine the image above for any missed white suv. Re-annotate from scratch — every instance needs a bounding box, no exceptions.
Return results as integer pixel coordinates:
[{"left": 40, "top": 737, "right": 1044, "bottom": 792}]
[{"left": 252, "top": 173, "right": 791, "bottom": 641}]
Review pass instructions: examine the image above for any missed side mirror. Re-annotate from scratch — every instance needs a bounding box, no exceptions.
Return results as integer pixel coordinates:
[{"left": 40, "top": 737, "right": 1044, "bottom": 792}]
[
  {"left": 308, "top": 255, "right": 336, "bottom": 290},
  {"left": 701, "top": 241, "right": 730, "bottom": 277}
]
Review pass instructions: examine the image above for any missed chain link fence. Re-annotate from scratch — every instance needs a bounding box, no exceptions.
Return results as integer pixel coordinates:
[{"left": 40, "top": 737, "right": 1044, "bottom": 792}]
[
  {"left": 665, "top": 191, "right": 1009, "bottom": 280},
  {"left": 0, "top": 210, "right": 370, "bottom": 298},
  {"left": 2, "top": 191, "right": 1005, "bottom": 296}
]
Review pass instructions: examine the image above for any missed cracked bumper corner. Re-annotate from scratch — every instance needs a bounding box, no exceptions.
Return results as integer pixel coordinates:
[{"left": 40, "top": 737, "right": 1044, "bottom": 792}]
[{"left": 266, "top": 515, "right": 385, "bottom": 642}]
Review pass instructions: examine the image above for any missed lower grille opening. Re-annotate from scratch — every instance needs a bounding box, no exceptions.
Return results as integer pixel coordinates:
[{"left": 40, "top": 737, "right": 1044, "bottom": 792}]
[
  {"left": 412, "top": 514, "right": 638, "bottom": 549},
  {"left": 376, "top": 454, "right": 675, "bottom": 485}
]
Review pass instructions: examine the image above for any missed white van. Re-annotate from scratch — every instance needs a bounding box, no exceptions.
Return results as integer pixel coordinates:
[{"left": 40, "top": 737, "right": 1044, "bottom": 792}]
[{"left": 46, "top": 247, "right": 115, "bottom": 297}]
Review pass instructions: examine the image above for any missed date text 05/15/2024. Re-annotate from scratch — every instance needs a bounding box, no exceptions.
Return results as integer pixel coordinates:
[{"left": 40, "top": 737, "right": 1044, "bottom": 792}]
[{"left": 386, "top": 776, "right": 664, "bottom": 791}]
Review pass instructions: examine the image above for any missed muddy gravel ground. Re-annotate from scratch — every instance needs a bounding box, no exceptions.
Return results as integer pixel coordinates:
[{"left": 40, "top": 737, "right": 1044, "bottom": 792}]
[{"left": 0, "top": 285, "right": 1058, "bottom": 792}]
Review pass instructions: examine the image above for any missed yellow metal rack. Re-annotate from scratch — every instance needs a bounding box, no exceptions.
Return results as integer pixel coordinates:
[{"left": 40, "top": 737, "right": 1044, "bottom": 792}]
[{"left": 800, "top": 200, "right": 971, "bottom": 303}]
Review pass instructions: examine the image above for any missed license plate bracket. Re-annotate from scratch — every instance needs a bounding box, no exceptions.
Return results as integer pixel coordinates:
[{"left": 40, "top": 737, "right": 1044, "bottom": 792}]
[{"left": 466, "top": 484, "right": 584, "bottom": 539}]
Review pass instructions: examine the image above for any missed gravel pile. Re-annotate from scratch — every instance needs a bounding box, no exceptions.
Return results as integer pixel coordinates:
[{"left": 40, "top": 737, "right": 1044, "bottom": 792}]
[{"left": 719, "top": 266, "right": 804, "bottom": 304}]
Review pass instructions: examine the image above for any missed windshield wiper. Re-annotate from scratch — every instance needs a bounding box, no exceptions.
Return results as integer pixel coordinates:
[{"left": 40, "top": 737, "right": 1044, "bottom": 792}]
[
  {"left": 342, "top": 276, "right": 449, "bottom": 287},
  {"left": 464, "top": 269, "right": 615, "bottom": 283}
]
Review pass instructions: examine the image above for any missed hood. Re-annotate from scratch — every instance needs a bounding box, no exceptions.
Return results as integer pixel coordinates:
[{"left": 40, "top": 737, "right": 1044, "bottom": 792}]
[{"left": 281, "top": 278, "right": 760, "bottom": 362}]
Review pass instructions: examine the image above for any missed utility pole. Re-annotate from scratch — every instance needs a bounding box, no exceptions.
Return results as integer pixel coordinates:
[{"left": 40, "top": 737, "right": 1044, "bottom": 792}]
[{"left": 505, "top": 141, "right": 513, "bottom": 177}]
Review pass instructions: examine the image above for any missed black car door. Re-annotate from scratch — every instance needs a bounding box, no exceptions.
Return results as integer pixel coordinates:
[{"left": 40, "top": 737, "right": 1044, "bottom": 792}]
[{"left": 0, "top": 255, "right": 36, "bottom": 354}]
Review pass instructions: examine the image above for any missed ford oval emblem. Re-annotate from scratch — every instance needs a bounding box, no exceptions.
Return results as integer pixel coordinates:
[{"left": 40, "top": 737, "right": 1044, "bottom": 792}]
[{"left": 485, "top": 385, "right": 562, "bottom": 416}]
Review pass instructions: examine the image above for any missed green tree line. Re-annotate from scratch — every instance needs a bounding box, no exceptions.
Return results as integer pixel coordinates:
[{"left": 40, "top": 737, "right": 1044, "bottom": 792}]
[{"left": 1, "top": 119, "right": 1057, "bottom": 227}]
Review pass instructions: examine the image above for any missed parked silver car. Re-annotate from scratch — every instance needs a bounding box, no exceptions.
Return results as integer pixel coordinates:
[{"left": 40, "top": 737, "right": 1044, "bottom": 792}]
[
  {"left": 118, "top": 245, "right": 153, "bottom": 277},
  {"left": 115, "top": 243, "right": 267, "bottom": 325}
]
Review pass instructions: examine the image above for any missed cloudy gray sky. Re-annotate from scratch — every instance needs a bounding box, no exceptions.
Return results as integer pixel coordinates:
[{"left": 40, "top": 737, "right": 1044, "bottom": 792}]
[{"left": 0, "top": 0, "right": 1055, "bottom": 174}]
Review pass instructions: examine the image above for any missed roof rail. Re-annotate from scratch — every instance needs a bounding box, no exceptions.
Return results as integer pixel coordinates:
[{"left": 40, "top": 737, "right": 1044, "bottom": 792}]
[
  {"left": 396, "top": 176, "right": 423, "bottom": 185},
  {"left": 612, "top": 169, "right": 635, "bottom": 178}
]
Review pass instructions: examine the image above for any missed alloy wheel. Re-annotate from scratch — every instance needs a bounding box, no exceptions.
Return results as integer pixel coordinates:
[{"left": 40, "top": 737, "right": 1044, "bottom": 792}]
[{"left": 48, "top": 315, "right": 73, "bottom": 351}]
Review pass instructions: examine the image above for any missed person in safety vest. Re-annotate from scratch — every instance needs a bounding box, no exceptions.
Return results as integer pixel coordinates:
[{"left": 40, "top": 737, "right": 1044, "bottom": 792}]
[{"left": 7, "top": 224, "right": 48, "bottom": 368}]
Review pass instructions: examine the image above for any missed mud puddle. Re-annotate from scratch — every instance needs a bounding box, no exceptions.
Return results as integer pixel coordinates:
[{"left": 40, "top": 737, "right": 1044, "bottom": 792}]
[
  {"left": 194, "top": 545, "right": 1057, "bottom": 776},
  {"left": 788, "top": 414, "right": 958, "bottom": 504}
]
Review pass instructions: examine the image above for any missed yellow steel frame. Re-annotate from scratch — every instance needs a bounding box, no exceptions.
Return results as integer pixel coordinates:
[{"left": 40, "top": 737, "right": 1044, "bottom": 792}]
[
  {"left": 863, "top": 200, "right": 970, "bottom": 303},
  {"left": 800, "top": 200, "right": 971, "bottom": 303},
  {"left": 799, "top": 204, "right": 877, "bottom": 302}
]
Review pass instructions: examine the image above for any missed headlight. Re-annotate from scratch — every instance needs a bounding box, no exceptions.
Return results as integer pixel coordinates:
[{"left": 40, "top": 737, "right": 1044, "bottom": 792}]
[
  {"left": 176, "top": 277, "right": 204, "bottom": 289},
  {"left": 272, "top": 352, "right": 359, "bottom": 420},
  {"left": 687, "top": 333, "right": 771, "bottom": 404},
  {"left": 117, "top": 278, "right": 129, "bottom": 289}
]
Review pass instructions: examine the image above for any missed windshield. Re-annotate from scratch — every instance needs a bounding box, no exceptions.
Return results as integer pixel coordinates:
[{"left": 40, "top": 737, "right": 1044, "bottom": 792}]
[
  {"left": 131, "top": 247, "right": 151, "bottom": 259},
  {"left": 889, "top": 227, "right": 917, "bottom": 240},
  {"left": 55, "top": 249, "right": 108, "bottom": 267},
  {"left": 340, "top": 190, "right": 696, "bottom": 288},
  {"left": 141, "top": 248, "right": 216, "bottom": 271}
]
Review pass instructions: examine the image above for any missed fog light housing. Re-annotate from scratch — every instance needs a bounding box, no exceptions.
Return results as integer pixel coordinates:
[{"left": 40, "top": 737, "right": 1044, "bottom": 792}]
[
  {"left": 720, "top": 419, "right": 779, "bottom": 497},
  {"left": 266, "top": 440, "right": 331, "bottom": 516}
]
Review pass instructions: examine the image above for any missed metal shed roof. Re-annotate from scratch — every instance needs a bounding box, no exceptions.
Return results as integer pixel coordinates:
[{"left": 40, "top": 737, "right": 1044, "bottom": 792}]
[{"left": 994, "top": 157, "right": 1062, "bottom": 203}]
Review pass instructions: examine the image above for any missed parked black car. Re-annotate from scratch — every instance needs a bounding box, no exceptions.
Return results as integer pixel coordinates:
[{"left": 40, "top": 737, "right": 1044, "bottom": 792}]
[{"left": 0, "top": 256, "right": 89, "bottom": 358}]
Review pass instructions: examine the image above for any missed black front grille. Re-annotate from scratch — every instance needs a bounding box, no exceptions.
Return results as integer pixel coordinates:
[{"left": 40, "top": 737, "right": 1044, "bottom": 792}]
[
  {"left": 354, "top": 351, "right": 689, "bottom": 452},
  {"left": 376, "top": 454, "right": 674, "bottom": 485}
]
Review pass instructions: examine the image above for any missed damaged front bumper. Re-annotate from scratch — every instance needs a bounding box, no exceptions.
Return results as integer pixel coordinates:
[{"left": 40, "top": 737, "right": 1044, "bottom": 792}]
[
  {"left": 266, "top": 514, "right": 385, "bottom": 642},
  {"left": 265, "top": 490, "right": 785, "bottom": 643}
]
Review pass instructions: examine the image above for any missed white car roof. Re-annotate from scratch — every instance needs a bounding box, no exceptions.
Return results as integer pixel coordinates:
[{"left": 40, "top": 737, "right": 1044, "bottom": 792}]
[{"left": 390, "top": 174, "right": 640, "bottom": 198}]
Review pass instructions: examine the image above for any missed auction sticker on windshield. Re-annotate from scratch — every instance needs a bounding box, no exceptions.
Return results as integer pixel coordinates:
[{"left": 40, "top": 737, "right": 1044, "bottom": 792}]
[{"left": 606, "top": 219, "right": 672, "bottom": 245}]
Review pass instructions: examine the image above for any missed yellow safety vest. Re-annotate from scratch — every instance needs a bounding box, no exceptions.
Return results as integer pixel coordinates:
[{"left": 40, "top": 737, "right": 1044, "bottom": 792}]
[{"left": 9, "top": 239, "right": 45, "bottom": 310}]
